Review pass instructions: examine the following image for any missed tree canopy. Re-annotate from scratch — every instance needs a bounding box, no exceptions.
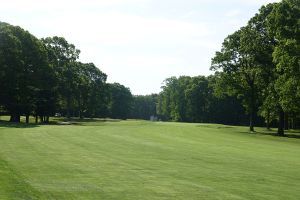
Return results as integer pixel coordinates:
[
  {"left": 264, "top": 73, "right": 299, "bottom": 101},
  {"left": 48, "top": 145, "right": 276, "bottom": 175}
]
[{"left": 0, "top": 22, "right": 133, "bottom": 122}]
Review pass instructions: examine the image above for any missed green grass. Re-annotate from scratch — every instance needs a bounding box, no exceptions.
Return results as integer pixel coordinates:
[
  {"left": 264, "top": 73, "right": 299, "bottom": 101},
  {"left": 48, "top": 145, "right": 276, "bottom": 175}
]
[{"left": 0, "top": 119, "right": 300, "bottom": 199}]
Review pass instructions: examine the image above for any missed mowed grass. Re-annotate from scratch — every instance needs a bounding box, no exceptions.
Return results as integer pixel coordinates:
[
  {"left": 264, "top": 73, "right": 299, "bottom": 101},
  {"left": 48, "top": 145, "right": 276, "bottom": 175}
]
[{"left": 0, "top": 119, "right": 300, "bottom": 200}]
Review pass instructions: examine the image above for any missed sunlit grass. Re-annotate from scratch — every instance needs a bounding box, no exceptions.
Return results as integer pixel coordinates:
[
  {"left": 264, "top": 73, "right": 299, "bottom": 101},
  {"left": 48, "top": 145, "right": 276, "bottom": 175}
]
[{"left": 0, "top": 119, "right": 300, "bottom": 199}]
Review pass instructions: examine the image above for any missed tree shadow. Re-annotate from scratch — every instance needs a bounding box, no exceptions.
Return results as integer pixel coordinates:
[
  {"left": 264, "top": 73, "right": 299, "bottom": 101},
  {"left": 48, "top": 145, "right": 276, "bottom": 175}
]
[
  {"left": 283, "top": 132, "right": 300, "bottom": 139},
  {"left": 52, "top": 118, "right": 122, "bottom": 126},
  {"left": 54, "top": 118, "right": 121, "bottom": 123},
  {"left": 217, "top": 126, "right": 235, "bottom": 129},
  {"left": 0, "top": 117, "right": 124, "bottom": 128},
  {"left": 240, "top": 129, "right": 300, "bottom": 139},
  {"left": 288, "top": 130, "right": 300, "bottom": 134},
  {"left": 0, "top": 120, "right": 40, "bottom": 128}
]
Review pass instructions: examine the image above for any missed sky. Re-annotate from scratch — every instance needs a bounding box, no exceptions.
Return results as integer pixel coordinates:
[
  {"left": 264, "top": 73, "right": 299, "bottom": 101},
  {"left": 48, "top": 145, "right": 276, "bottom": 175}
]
[{"left": 0, "top": 0, "right": 279, "bottom": 95}]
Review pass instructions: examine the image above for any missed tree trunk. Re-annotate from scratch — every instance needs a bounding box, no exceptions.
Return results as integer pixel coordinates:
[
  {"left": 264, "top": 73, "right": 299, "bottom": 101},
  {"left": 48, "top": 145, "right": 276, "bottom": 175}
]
[
  {"left": 284, "top": 112, "right": 289, "bottom": 130},
  {"left": 266, "top": 110, "right": 270, "bottom": 130},
  {"left": 35, "top": 115, "right": 38, "bottom": 123},
  {"left": 78, "top": 96, "right": 82, "bottom": 119},
  {"left": 291, "top": 116, "right": 295, "bottom": 129},
  {"left": 249, "top": 106, "right": 255, "bottom": 132},
  {"left": 278, "top": 108, "right": 284, "bottom": 136},
  {"left": 67, "top": 96, "right": 71, "bottom": 119},
  {"left": 26, "top": 114, "right": 29, "bottom": 124},
  {"left": 10, "top": 114, "right": 20, "bottom": 123},
  {"left": 40, "top": 116, "right": 43, "bottom": 123},
  {"left": 249, "top": 83, "right": 255, "bottom": 132},
  {"left": 45, "top": 116, "right": 49, "bottom": 123}
]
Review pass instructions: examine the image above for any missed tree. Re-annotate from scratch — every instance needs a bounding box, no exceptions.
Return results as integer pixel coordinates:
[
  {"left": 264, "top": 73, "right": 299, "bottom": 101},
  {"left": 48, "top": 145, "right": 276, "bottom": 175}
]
[
  {"left": 267, "top": 0, "right": 300, "bottom": 134},
  {"left": 0, "top": 22, "right": 52, "bottom": 122},
  {"left": 157, "top": 75, "right": 251, "bottom": 125},
  {"left": 245, "top": 3, "right": 287, "bottom": 134},
  {"left": 157, "top": 77, "right": 190, "bottom": 122},
  {"left": 0, "top": 22, "right": 22, "bottom": 122},
  {"left": 108, "top": 83, "right": 132, "bottom": 119},
  {"left": 185, "top": 76, "right": 210, "bottom": 122},
  {"left": 211, "top": 27, "right": 265, "bottom": 131},
  {"left": 74, "top": 62, "right": 107, "bottom": 118},
  {"left": 42, "top": 36, "right": 80, "bottom": 119},
  {"left": 130, "top": 94, "right": 157, "bottom": 120}
]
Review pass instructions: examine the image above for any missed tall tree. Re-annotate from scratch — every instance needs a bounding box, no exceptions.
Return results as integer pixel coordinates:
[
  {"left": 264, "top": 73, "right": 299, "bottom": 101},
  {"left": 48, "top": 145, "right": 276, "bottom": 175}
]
[
  {"left": 74, "top": 62, "right": 107, "bottom": 118},
  {"left": 42, "top": 36, "right": 80, "bottom": 118},
  {"left": 211, "top": 27, "right": 265, "bottom": 131},
  {"left": 245, "top": 3, "right": 286, "bottom": 134},
  {"left": 267, "top": 0, "right": 300, "bottom": 134},
  {"left": 0, "top": 22, "right": 52, "bottom": 122},
  {"left": 0, "top": 22, "right": 22, "bottom": 121},
  {"left": 185, "top": 76, "right": 210, "bottom": 122},
  {"left": 158, "top": 77, "right": 190, "bottom": 122}
]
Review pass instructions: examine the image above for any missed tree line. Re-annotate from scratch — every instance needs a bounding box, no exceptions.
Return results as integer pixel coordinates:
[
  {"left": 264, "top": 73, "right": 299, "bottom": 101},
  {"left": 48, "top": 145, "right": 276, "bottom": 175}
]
[
  {"left": 132, "top": 0, "right": 300, "bottom": 136},
  {"left": 211, "top": 0, "right": 299, "bottom": 135},
  {"left": 150, "top": 0, "right": 300, "bottom": 136},
  {"left": 156, "top": 75, "right": 253, "bottom": 125},
  {"left": 0, "top": 22, "right": 133, "bottom": 122},
  {"left": 0, "top": 0, "right": 299, "bottom": 136}
]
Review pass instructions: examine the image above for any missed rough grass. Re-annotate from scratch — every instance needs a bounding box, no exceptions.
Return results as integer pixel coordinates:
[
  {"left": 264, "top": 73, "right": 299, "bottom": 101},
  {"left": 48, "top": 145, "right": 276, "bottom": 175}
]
[{"left": 0, "top": 119, "right": 300, "bottom": 199}]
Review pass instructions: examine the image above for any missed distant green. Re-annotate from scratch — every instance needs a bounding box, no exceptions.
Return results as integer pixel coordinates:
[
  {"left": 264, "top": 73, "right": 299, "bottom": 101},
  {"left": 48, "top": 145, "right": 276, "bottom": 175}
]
[{"left": 0, "top": 119, "right": 300, "bottom": 199}]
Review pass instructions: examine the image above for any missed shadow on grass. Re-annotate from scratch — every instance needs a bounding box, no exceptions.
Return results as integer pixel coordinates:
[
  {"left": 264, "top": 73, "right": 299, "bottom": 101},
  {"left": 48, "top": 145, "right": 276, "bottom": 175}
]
[
  {"left": 240, "top": 129, "right": 300, "bottom": 139},
  {"left": 196, "top": 124, "right": 235, "bottom": 129},
  {"left": 0, "top": 120, "right": 40, "bottom": 128},
  {"left": 54, "top": 118, "right": 121, "bottom": 123},
  {"left": 0, "top": 118, "right": 122, "bottom": 128},
  {"left": 217, "top": 126, "right": 235, "bottom": 129},
  {"left": 53, "top": 118, "right": 121, "bottom": 126}
]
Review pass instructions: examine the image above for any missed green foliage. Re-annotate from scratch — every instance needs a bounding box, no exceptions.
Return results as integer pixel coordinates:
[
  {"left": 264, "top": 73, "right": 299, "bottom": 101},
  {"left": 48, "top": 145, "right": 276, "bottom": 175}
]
[
  {"left": 211, "top": 28, "right": 264, "bottom": 131},
  {"left": 0, "top": 22, "right": 133, "bottom": 122},
  {"left": 210, "top": 1, "right": 298, "bottom": 133},
  {"left": 41, "top": 36, "right": 80, "bottom": 118},
  {"left": 130, "top": 94, "right": 157, "bottom": 120},
  {"left": 0, "top": 22, "right": 54, "bottom": 121},
  {"left": 246, "top": 3, "right": 281, "bottom": 131},
  {"left": 157, "top": 76, "right": 188, "bottom": 121},
  {"left": 209, "top": 0, "right": 300, "bottom": 134},
  {"left": 157, "top": 75, "right": 250, "bottom": 125},
  {"left": 108, "top": 83, "right": 133, "bottom": 119},
  {"left": 74, "top": 62, "right": 108, "bottom": 118},
  {"left": 267, "top": 0, "right": 300, "bottom": 112}
]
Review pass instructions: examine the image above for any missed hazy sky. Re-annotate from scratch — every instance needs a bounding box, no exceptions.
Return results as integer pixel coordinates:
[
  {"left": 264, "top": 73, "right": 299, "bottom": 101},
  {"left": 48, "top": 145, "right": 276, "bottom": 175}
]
[{"left": 0, "top": 0, "right": 279, "bottom": 95}]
